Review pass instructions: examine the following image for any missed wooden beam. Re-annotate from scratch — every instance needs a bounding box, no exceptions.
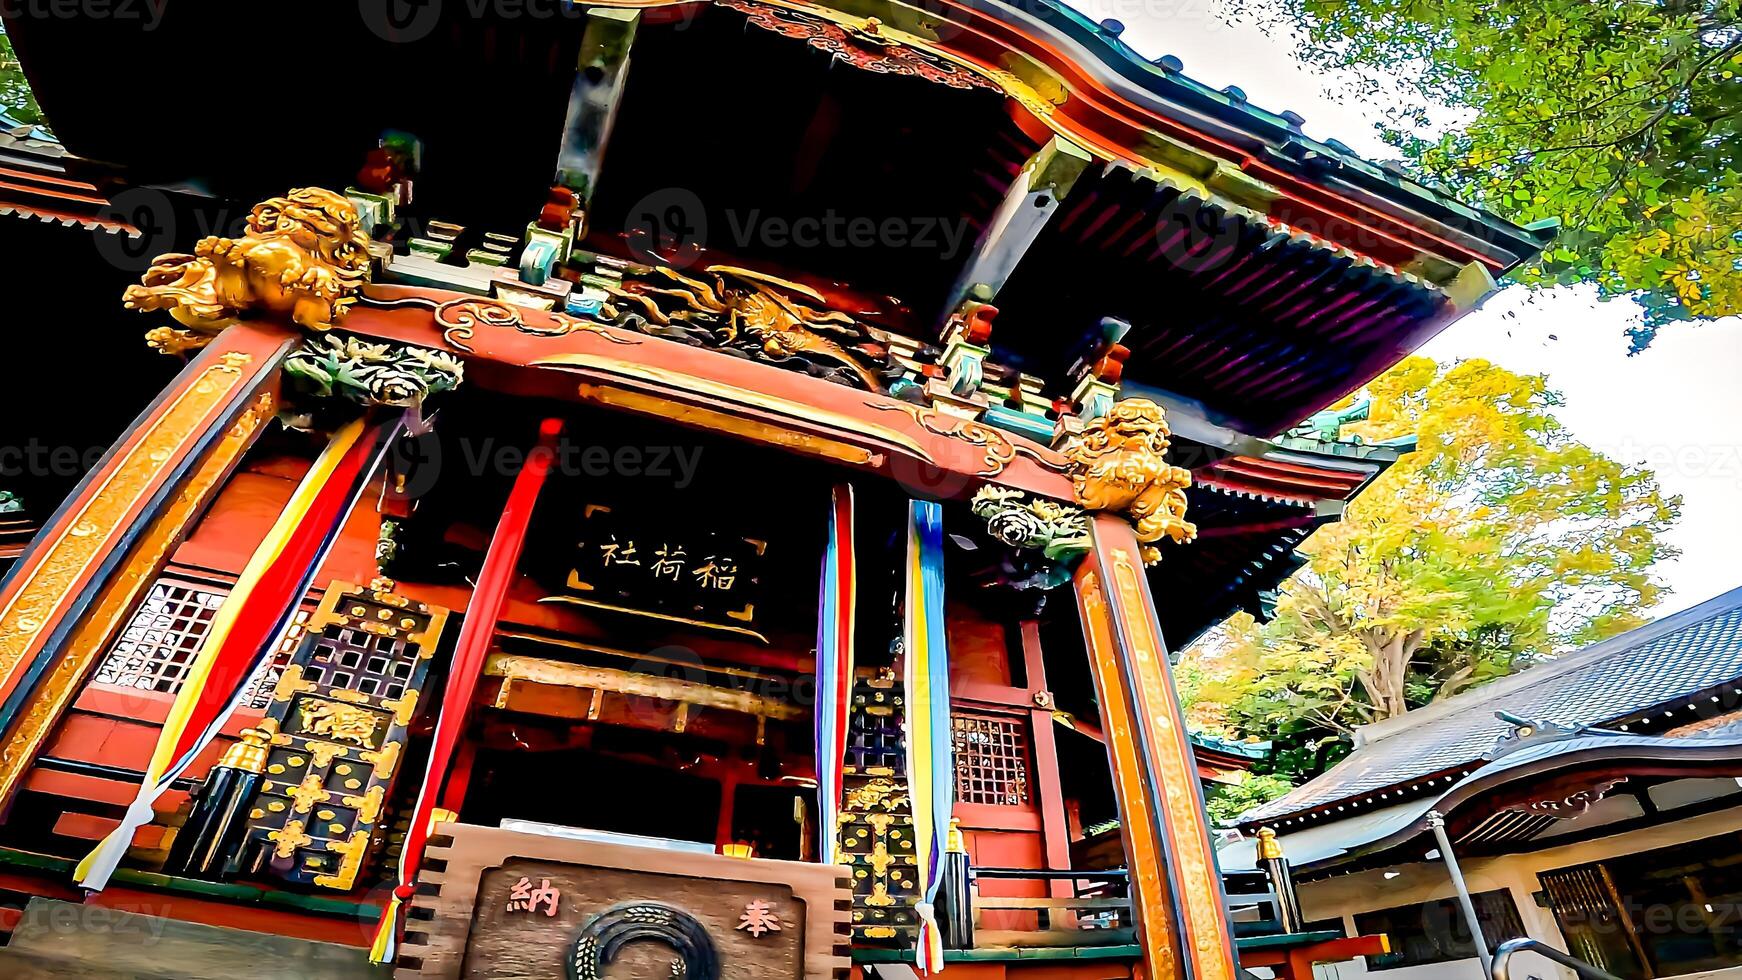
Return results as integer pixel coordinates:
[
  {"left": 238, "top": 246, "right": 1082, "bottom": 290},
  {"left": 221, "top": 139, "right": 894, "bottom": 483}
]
[
  {"left": 943, "top": 136, "right": 1091, "bottom": 315},
  {"left": 343, "top": 284, "right": 1076, "bottom": 503},
  {"left": 0, "top": 324, "right": 294, "bottom": 811},
  {"left": 1020, "top": 618, "right": 1077, "bottom": 915},
  {"left": 1073, "top": 515, "right": 1239, "bottom": 980},
  {"left": 554, "top": 8, "right": 639, "bottom": 201},
  {"left": 482, "top": 652, "right": 803, "bottom": 720}
]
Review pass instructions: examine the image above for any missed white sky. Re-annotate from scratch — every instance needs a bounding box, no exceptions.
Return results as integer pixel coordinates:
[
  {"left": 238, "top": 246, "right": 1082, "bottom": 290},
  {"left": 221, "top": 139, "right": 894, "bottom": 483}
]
[{"left": 1068, "top": 0, "right": 1742, "bottom": 616}]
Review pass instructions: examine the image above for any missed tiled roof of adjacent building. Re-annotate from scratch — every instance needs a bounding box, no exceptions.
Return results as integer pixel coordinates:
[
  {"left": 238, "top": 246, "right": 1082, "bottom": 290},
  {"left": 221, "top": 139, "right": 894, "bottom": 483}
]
[
  {"left": 0, "top": 119, "right": 133, "bottom": 236},
  {"left": 1236, "top": 585, "right": 1742, "bottom": 827}
]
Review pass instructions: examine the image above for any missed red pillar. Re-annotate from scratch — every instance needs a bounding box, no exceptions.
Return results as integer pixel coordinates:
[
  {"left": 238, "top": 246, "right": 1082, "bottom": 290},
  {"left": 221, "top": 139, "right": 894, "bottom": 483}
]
[{"left": 1074, "top": 514, "right": 1239, "bottom": 980}]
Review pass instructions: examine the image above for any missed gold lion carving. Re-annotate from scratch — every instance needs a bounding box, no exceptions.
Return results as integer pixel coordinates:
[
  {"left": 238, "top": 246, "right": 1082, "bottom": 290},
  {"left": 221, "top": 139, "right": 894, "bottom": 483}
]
[
  {"left": 297, "top": 699, "right": 380, "bottom": 747},
  {"left": 1065, "top": 399, "right": 1197, "bottom": 564},
  {"left": 123, "top": 187, "right": 372, "bottom": 355}
]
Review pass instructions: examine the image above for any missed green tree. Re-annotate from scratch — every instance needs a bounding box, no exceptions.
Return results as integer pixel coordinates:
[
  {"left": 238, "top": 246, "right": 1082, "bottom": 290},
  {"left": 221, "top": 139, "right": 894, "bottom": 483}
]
[
  {"left": 1226, "top": 0, "right": 1742, "bottom": 351},
  {"left": 0, "top": 30, "right": 44, "bottom": 127},
  {"left": 1205, "top": 773, "right": 1296, "bottom": 826},
  {"left": 1187, "top": 357, "right": 1679, "bottom": 778}
]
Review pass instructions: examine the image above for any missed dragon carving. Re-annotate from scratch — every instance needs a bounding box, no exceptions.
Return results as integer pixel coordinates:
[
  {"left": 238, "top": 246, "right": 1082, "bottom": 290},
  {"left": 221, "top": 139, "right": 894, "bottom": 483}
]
[
  {"left": 1064, "top": 399, "right": 1197, "bottom": 564},
  {"left": 123, "top": 188, "right": 373, "bottom": 355},
  {"left": 604, "top": 265, "right": 885, "bottom": 390}
]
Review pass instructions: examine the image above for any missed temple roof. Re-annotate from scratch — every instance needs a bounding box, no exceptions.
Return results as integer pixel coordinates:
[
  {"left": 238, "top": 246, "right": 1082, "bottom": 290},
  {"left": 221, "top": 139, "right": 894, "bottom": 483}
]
[
  {"left": 0, "top": 122, "right": 131, "bottom": 236},
  {"left": 1236, "top": 585, "right": 1742, "bottom": 828},
  {"left": 0, "top": 0, "right": 1551, "bottom": 435},
  {"left": 1219, "top": 724, "right": 1742, "bottom": 872},
  {"left": 1152, "top": 422, "right": 1405, "bottom": 647},
  {"left": 963, "top": 0, "right": 1551, "bottom": 264}
]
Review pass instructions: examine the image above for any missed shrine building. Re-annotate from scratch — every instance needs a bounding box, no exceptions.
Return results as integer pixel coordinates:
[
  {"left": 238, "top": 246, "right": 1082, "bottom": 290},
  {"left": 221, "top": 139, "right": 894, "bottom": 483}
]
[{"left": 0, "top": 2, "right": 1549, "bottom": 979}]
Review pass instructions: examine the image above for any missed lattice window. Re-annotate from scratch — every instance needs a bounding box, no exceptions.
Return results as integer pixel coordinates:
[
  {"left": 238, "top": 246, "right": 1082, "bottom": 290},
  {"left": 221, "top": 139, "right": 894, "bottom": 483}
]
[
  {"left": 951, "top": 713, "right": 1030, "bottom": 806},
  {"left": 93, "top": 580, "right": 312, "bottom": 708},
  {"left": 240, "top": 607, "right": 313, "bottom": 709},
  {"left": 301, "top": 627, "right": 416, "bottom": 701}
]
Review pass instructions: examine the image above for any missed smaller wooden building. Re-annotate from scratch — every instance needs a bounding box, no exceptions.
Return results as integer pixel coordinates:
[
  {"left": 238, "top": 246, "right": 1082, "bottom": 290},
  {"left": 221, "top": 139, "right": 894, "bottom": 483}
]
[{"left": 1224, "top": 587, "right": 1742, "bottom": 980}]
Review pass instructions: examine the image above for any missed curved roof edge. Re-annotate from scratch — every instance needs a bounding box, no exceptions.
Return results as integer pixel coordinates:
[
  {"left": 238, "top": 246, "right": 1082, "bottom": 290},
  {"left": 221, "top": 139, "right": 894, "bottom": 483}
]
[
  {"left": 963, "top": 0, "right": 1552, "bottom": 256},
  {"left": 703, "top": 0, "right": 1554, "bottom": 275},
  {"left": 1220, "top": 729, "right": 1742, "bottom": 873}
]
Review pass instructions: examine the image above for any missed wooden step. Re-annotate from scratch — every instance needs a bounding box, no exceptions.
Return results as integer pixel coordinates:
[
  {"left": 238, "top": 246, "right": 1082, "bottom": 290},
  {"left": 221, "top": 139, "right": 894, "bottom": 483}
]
[
  {"left": 0, "top": 945, "right": 180, "bottom": 979},
  {"left": 3, "top": 898, "right": 388, "bottom": 980}
]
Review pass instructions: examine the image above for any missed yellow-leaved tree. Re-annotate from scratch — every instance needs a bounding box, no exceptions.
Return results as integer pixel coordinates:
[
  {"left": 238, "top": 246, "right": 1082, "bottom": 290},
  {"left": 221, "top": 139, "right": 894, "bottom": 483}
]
[{"left": 1186, "top": 356, "right": 1680, "bottom": 784}]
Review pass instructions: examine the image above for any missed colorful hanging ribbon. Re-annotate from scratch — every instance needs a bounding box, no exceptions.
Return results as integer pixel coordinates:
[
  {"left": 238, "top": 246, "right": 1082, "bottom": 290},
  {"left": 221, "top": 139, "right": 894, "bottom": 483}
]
[
  {"left": 372, "top": 418, "right": 564, "bottom": 964},
  {"left": 813, "top": 484, "right": 856, "bottom": 865},
  {"left": 77, "top": 413, "right": 402, "bottom": 892},
  {"left": 903, "top": 500, "right": 954, "bottom": 973}
]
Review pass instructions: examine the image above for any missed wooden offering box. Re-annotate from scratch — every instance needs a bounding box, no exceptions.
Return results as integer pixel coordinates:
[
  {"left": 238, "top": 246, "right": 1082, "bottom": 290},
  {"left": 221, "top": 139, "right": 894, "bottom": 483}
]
[{"left": 397, "top": 823, "right": 853, "bottom": 980}]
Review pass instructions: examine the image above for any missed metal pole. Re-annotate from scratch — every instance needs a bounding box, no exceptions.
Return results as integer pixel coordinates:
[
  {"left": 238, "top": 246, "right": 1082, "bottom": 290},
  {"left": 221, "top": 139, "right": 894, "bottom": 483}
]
[
  {"left": 1257, "top": 827, "right": 1305, "bottom": 934},
  {"left": 1429, "top": 810, "right": 1493, "bottom": 980},
  {"left": 940, "top": 818, "right": 974, "bottom": 950}
]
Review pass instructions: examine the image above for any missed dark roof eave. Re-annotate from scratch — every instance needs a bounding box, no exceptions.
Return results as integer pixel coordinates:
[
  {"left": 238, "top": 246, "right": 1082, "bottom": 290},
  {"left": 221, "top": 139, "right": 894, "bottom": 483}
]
[
  {"left": 968, "top": 0, "right": 1550, "bottom": 266},
  {"left": 1285, "top": 731, "right": 1742, "bottom": 873}
]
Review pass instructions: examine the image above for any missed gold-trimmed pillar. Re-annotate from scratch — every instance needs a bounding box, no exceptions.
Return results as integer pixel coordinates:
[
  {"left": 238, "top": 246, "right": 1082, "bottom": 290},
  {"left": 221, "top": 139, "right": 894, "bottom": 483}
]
[
  {"left": 0, "top": 322, "right": 297, "bottom": 808},
  {"left": 1074, "top": 514, "right": 1239, "bottom": 980}
]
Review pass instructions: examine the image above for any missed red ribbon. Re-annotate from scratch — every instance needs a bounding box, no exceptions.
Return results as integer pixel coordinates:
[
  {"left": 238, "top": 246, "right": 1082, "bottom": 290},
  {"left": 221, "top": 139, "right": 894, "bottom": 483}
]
[{"left": 374, "top": 418, "right": 564, "bottom": 962}]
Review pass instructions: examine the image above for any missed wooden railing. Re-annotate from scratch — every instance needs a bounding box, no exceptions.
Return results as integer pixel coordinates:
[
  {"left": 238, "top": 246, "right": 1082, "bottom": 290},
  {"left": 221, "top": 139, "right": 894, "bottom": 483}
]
[
  {"left": 946, "top": 867, "right": 1134, "bottom": 950},
  {"left": 942, "top": 851, "right": 1304, "bottom": 950},
  {"left": 1224, "top": 867, "right": 1292, "bottom": 937}
]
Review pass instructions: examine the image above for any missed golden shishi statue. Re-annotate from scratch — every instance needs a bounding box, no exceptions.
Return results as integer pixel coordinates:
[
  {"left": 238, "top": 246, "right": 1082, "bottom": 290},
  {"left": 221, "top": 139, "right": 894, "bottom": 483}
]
[
  {"left": 123, "top": 187, "right": 373, "bottom": 355},
  {"left": 1065, "top": 399, "right": 1197, "bottom": 563}
]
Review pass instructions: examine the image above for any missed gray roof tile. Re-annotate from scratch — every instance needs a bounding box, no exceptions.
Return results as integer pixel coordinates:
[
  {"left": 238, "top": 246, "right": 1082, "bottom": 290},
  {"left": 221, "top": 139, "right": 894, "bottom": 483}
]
[{"left": 1237, "top": 586, "right": 1742, "bottom": 825}]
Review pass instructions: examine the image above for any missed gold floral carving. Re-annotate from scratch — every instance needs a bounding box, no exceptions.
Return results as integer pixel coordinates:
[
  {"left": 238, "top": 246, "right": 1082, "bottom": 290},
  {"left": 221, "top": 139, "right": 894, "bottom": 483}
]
[
  {"left": 306, "top": 740, "right": 348, "bottom": 768},
  {"left": 343, "top": 784, "right": 386, "bottom": 825},
  {"left": 0, "top": 386, "right": 274, "bottom": 808},
  {"left": 606, "top": 265, "right": 882, "bottom": 389},
  {"left": 286, "top": 773, "right": 332, "bottom": 813},
  {"left": 1063, "top": 399, "right": 1196, "bottom": 563},
  {"left": 297, "top": 700, "right": 379, "bottom": 746},
  {"left": 426, "top": 297, "right": 640, "bottom": 354},
  {"left": 271, "top": 664, "right": 318, "bottom": 701},
  {"left": 844, "top": 777, "right": 907, "bottom": 812},
  {"left": 124, "top": 189, "right": 371, "bottom": 354},
  {"left": 313, "top": 830, "right": 371, "bottom": 890},
  {"left": 381, "top": 689, "right": 418, "bottom": 727},
  {"left": 435, "top": 298, "right": 521, "bottom": 352},
  {"left": 269, "top": 819, "right": 313, "bottom": 859},
  {"left": 360, "top": 739, "right": 400, "bottom": 778},
  {"left": 867, "top": 401, "right": 1065, "bottom": 477}
]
